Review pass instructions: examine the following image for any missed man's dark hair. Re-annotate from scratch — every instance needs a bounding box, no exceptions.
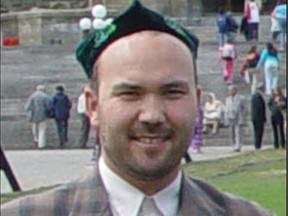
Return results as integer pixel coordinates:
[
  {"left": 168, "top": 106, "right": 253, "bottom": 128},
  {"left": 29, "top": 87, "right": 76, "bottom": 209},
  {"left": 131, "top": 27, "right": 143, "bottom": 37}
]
[
  {"left": 266, "top": 42, "right": 278, "bottom": 56},
  {"left": 56, "top": 85, "right": 64, "bottom": 92},
  {"left": 218, "top": 8, "right": 225, "bottom": 15}
]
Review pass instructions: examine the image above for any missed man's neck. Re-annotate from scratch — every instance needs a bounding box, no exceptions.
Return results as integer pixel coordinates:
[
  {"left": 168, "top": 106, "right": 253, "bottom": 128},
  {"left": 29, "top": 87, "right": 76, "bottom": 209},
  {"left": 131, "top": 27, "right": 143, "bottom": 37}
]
[{"left": 103, "top": 155, "right": 181, "bottom": 196}]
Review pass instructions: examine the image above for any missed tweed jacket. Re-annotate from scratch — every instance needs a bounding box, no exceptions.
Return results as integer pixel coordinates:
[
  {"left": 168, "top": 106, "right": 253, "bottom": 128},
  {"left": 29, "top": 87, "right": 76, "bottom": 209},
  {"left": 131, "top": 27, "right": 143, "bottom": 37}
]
[
  {"left": 1, "top": 164, "right": 273, "bottom": 216},
  {"left": 224, "top": 94, "right": 246, "bottom": 125}
]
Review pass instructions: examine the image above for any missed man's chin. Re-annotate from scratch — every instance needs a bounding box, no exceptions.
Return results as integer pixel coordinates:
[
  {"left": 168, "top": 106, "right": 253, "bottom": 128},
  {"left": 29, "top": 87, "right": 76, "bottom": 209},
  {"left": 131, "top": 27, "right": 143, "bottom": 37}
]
[{"left": 126, "top": 156, "right": 181, "bottom": 180}]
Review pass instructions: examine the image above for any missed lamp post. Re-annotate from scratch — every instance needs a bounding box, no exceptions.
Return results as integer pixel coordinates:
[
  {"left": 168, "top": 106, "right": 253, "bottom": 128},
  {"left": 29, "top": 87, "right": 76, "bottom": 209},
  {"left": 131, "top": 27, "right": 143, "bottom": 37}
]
[{"left": 79, "top": 4, "right": 112, "bottom": 39}]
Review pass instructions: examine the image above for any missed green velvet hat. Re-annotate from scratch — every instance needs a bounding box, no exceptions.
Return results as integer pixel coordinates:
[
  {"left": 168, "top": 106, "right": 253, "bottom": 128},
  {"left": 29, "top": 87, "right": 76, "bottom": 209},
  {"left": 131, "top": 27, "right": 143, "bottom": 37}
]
[{"left": 76, "top": 0, "right": 199, "bottom": 79}]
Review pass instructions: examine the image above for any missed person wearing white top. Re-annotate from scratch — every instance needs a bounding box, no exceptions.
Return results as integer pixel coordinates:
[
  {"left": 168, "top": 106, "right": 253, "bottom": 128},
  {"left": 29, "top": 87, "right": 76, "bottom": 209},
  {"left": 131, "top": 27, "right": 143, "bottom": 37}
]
[
  {"left": 245, "top": 0, "right": 260, "bottom": 40},
  {"left": 77, "top": 86, "right": 91, "bottom": 148}
]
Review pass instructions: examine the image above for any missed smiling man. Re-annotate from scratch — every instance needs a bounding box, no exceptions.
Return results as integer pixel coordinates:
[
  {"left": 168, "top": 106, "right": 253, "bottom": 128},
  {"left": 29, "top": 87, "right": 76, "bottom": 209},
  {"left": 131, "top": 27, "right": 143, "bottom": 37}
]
[{"left": 1, "top": 1, "right": 274, "bottom": 215}]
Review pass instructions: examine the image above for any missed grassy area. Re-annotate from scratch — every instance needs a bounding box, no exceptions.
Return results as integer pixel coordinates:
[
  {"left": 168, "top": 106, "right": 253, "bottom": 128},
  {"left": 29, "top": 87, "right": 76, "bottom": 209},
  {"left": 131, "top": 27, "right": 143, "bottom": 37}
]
[
  {"left": 1, "top": 149, "right": 286, "bottom": 215},
  {"left": 184, "top": 149, "right": 286, "bottom": 216}
]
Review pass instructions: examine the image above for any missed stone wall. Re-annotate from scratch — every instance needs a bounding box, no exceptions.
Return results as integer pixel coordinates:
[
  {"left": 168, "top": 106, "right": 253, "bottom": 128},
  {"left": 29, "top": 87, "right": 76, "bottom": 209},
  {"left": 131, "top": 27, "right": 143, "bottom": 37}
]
[{"left": 1, "top": 9, "right": 90, "bottom": 45}]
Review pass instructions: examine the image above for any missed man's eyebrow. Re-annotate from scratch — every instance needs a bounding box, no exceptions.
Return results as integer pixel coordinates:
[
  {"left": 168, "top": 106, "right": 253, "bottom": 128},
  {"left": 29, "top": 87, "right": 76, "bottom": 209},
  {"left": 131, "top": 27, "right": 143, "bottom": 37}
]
[
  {"left": 112, "top": 83, "right": 142, "bottom": 91},
  {"left": 161, "top": 81, "right": 190, "bottom": 89}
]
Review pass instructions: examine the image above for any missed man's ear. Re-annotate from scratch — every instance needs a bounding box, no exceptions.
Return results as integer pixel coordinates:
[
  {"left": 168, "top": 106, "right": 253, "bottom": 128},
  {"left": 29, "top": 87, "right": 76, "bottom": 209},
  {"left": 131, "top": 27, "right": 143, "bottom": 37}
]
[{"left": 85, "top": 87, "right": 99, "bottom": 128}]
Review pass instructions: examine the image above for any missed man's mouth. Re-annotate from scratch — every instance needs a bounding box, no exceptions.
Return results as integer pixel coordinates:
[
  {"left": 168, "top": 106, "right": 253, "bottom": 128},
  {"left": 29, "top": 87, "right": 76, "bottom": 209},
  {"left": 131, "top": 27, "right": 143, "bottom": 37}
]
[{"left": 134, "top": 137, "right": 168, "bottom": 144}]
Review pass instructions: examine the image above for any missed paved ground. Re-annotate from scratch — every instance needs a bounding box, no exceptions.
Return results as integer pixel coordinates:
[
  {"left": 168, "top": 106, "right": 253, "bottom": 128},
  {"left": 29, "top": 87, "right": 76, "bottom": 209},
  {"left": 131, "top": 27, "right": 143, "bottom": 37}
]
[{"left": 1, "top": 145, "right": 274, "bottom": 194}]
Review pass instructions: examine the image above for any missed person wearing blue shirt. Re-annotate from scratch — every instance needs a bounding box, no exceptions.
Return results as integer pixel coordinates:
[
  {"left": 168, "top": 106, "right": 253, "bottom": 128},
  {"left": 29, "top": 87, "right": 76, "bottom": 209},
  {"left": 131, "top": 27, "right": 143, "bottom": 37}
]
[
  {"left": 256, "top": 43, "right": 280, "bottom": 96},
  {"left": 52, "top": 85, "right": 72, "bottom": 148},
  {"left": 216, "top": 9, "right": 228, "bottom": 48},
  {"left": 272, "top": 0, "right": 286, "bottom": 51}
]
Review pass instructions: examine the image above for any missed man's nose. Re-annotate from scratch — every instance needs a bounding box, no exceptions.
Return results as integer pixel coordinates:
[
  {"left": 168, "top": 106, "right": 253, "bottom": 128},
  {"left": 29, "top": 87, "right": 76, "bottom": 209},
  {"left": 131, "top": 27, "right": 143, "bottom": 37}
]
[{"left": 138, "top": 96, "right": 166, "bottom": 124}]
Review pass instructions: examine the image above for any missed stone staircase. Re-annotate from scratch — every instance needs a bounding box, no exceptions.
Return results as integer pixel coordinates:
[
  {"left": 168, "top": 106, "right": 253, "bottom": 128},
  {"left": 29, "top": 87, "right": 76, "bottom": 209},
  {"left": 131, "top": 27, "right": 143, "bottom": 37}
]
[
  {"left": 189, "top": 15, "right": 287, "bottom": 147},
  {"left": 0, "top": 15, "right": 286, "bottom": 150}
]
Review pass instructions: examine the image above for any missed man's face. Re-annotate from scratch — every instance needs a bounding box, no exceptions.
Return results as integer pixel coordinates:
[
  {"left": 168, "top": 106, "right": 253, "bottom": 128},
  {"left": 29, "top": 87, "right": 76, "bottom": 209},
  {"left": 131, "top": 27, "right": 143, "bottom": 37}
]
[{"left": 92, "top": 31, "right": 197, "bottom": 181}]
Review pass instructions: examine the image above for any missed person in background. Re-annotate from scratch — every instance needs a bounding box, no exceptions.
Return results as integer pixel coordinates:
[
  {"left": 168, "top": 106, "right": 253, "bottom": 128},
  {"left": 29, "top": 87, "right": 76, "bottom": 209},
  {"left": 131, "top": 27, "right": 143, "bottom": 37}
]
[
  {"left": 226, "top": 11, "right": 239, "bottom": 42},
  {"left": 202, "top": 93, "right": 224, "bottom": 134},
  {"left": 270, "top": 15, "right": 280, "bottom": 42},
  {"left": 245, "top": 0, "right": 261, "bottom": 41},
  {"left": 52, "top": 85, "right": 72, "bottom": 148},
  {"left": 240, "top": 16, "right": 249, "bottom": 41},
  {"left": 256, "top": 42, "right": 280, "bottom": 96},
  {"left": 268, "top": 86, "right": 286, "bottom": 149},
  {"left": 224, "top": 85, "right": 247, "bottom": 152},
  {"left": 25, "top": 85, "right": 52, "bottom": 149},
  {"left": 272, "top": 0, "right": 286, "bottom": 51},
  {"left": 239, "top": 45, "right": 260, "bottom": 93},
  {"left": 216, "top": 8, "right": 228, "bottom": 48},
  {"left": 219, "top": 38, "right": 237, "bottom": 84},
  {"left": 190, "top": 87, "right": 203, "bottom": 154},
  {"left": 251, "top": 83, "right": 266, "bottom": 149},
  {"left": 77, "top": 86, "right": 91, "bottom": 148},
  {"left": 1, "top": 2, "right": 274, "bottom": 216}
]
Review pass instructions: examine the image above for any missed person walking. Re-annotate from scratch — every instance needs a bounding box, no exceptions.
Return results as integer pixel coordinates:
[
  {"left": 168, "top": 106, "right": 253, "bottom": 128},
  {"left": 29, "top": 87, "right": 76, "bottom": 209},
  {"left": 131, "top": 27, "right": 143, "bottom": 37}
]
[
  {"left": 240, "top": 45, "right": 260, "bottom": 93},
  {"left": 272, "top": 0, "right": 286, "bottom": 51},
  {"left": 224, "top": 85, "right": 247, "bottom": 152},
  {"left": 268, "top": 86, "right": 286, "bottom": 149},
  {"left": 219, "top": 38, "right": 237, "bottom": 84},
  {"left": 77, "top": 86, "right": 91, "bottom": 148},
  {"left": 245, "top": 0, "right": 260, "bottom": 41},
  {"left": 226, "top": 11, "right": 239, "bottom": 42},
  {"left": 251, "top": 83, "right": 266, "bottom": 149},
  {"left": 52, "top": 85, "right": 72, "bottom": 148},
  {"left": 256, "top": 42, "right": 280, "bottom": 96},
  {"left": 240, "top": 16, "right": 249, "bottom": 41},
  {"left": 190, "top": 88, "right": 203, "bottom": 154},
  {"left": 216, "top": 9, "right": 228, "bottom": 48},
  {"left": 24, "top": 85, "right": 52, "bottom": 149}
]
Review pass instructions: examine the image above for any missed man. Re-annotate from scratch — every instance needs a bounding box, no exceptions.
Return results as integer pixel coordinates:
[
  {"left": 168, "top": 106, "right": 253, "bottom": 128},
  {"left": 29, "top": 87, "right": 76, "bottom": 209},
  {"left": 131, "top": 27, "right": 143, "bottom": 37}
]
[
  {"left": 226, "top": 11, "right": 239, "bottom": 42},
  {"left": 216, "top": 9, "right": 228, "bottom": 48},
  {"left": 251, "top": 83, "right": 266, "bottom": 149},
  {"left": 24, "top": 85, "right": 52, "bottom": 149},
  {"left": 52, "top": 85, "right": 72, "bottom": 148},
  {"left": 77, "top": 86, "right": 91, "bottom": 148},
  {"left": 245, "top": 0, "right": 260, "bottom": 41},
  {"left": 272, "top": 0, "right": 286, "bottom": 51},
  {"left": 2, "top": 1, "right": 273, "bottom": 215},
  {"left": 224, "top": 85, "right": 247, "bottom": 152}
]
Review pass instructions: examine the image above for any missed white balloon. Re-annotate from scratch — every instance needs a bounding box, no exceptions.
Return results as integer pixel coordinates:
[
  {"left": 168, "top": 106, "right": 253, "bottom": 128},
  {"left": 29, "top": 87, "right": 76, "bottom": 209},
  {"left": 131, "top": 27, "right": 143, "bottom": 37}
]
[
  {"left": 93, "top": 18, "right": 105, "bottom": 30},
  {"left": 92, "top": 4, "right": 107, "bottom": 18},
  {"left": 79, "top": 17, "right": 92, "bottom": 30}
]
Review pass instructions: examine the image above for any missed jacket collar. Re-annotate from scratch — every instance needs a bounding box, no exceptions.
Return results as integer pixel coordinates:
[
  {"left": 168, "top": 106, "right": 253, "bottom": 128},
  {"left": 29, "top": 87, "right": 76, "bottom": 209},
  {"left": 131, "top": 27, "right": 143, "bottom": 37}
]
[
  {"left": 178, "top": 175, "right": 226, "bottom": 216},
  {"left": 69, "top": 164, "right": 112, "bottom": 216},
  {"left": 69, "top": 163, "right": 227, "bottom": 216}
]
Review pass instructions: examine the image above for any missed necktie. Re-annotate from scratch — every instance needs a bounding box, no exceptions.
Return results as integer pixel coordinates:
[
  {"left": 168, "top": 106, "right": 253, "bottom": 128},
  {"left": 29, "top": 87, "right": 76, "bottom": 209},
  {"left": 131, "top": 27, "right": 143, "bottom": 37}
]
[{"left": 138, "top": 197, "right": 164, "bottom": 216}]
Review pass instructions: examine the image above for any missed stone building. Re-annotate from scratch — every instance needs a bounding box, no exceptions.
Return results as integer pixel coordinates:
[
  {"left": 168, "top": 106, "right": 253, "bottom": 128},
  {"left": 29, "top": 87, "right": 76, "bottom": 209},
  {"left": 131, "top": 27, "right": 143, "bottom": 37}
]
[
  {"left": 1, "top": 0, "right": 277, "bottom": 14},
  {"left": 0, "top": 0, "right": 278, "bottom": 46}
]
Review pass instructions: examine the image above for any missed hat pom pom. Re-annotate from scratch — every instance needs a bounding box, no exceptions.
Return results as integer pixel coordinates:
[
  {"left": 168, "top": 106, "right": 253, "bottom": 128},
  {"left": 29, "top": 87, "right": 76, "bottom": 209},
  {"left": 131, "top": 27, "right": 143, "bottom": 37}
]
[
  {"left": 79, "top": 17, "right": 92, "bottom": 30},
  {"left": 92, "top": 4, "right": 107, "bottom": 18},
  {"left": 93, "top": 18, "right": 106, "bottom": 30}
]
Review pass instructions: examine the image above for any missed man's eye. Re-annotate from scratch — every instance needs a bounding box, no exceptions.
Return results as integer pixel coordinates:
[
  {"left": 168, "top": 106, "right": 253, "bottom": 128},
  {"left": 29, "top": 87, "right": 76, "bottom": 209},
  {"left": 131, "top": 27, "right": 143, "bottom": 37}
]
[
  {"left": 164, "top": 89, "right": 186, "bottom": 99},
  {"left": 118, "top": 91, "right": 140, "bottom": 100}
]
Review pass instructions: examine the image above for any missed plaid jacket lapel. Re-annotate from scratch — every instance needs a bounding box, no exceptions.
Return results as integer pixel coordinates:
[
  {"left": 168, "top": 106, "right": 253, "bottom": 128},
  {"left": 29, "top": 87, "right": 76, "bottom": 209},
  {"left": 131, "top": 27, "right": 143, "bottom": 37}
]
[
  {"left": 177, "top": 175, "right": 227, "bottom": 216},
  {"left": 69, "top": 165, "right": 112, "bottom": 216}
]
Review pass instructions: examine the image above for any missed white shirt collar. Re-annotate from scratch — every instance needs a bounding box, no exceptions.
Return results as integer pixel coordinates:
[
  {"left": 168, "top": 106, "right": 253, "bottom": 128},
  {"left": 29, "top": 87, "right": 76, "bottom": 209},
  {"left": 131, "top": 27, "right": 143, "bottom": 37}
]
[{"left": 99, "top": 157, "right": 182, "bottom": 216}]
